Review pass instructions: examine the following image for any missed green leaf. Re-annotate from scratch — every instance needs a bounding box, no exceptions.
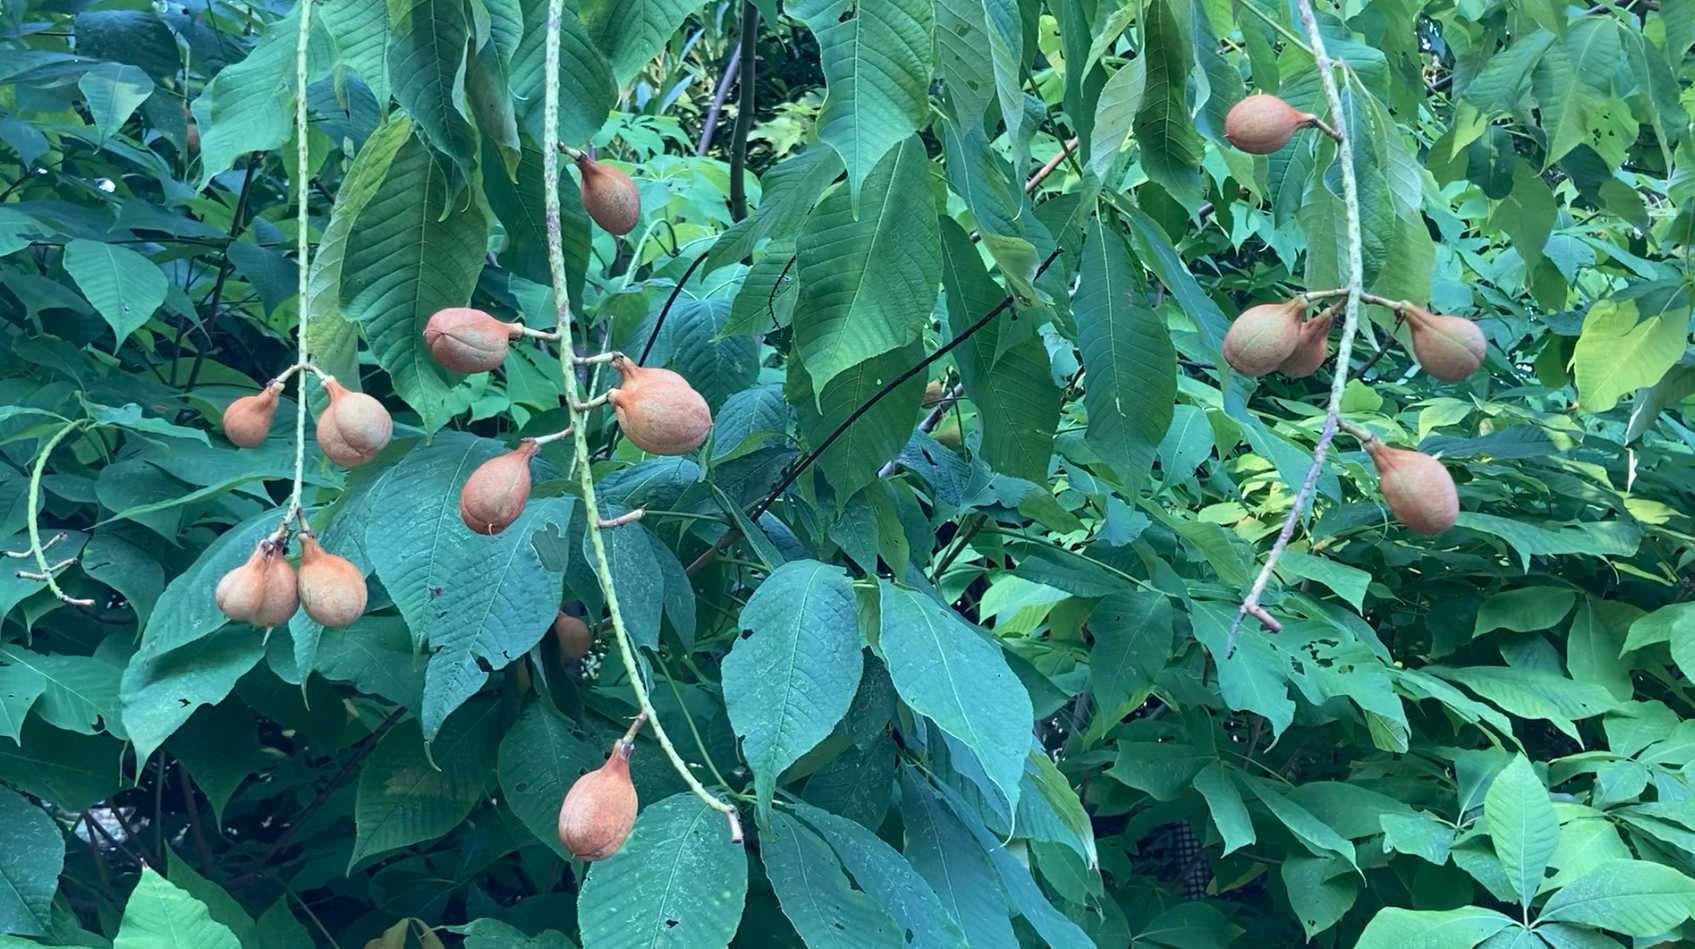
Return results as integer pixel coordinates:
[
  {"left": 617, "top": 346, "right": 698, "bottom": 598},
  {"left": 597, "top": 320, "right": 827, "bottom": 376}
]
[
  {"left": 722, "top": 560, "right": 862, "bottom": 814},
  {"left": 0, "top": 719, "right": 123, "bottom": 812},
  {"left": 1134, "top": 0, "right": 1203, "bottom": 204},
  {"left": 792, "top": 801, "right": 969, "bottom": 949},
  {"left": 788, "top": 0, "right": 934, "bottom": 200},
  {"left": 360, "top": 433, "right": 572, "bottom": 739},
  {"left": 340, "top": 131, "right": 488, "bottom": 433},
  {"left": 78, "top": 63, "right": 153, "bottom": 144},
  {"left": 1274, "top": 551, "right": 1371, "bottom": 612},
  {"left": 669, "top": 297, "right": 758, "bottom": 413},
  {"left": 934, "top": 0, "right": 1024, "bottom": 145},
  {"left": 388, "top": 0, "right": 476, "bottom": 181},
  {"left": 138, "top": 510, "right": 279, "bottom": 658},
  {"left": 1381, "top": 812, "right": 1454, "bottom": 865},
  {"left": 1571, "top": 298, "right": 1690, "bottom": 415},
  {"left": 1193, "top": 764, "right": 1255, "bottom": 856},
  {"left": 1076, "top": 217, "right": 1175, "bottom": 487},
  {"left": 1484, "top": 754, "right": 1558, "bottom": 908},
  {"left": 939, "top": 218, "right": 1058, "bottom": 483},
  {"left": 1473, "top": 588, "right": 1577, "bottom": 637},
  {"left": 1430, "top": 665, "right": 1620, "bottom": 740},
  {"left": 0, "top": 651, "right": 43, "bottom": 743},
  {"left": 79, "top": 534, "right": 163, "bottom": 627},
  {"left": 0, "top": 787, "right": 60, "bottom": 937},
  {"left": 118, "top": 630, "right": 264, "bottom": 762},
  {"left": 879, "top": 582, "right": 1033, "bottom": 810},
  {"left": 1239, "top": 773, "right": 1356, "bottom": 867},
  {"left": 1454, "top": 514, "right": 1641, "bottom": 571},
  {"left": 790, "top": 340, "right": 925, "bottom": 501},
  {"left": 111, "top": 868, "right": 240, "bottom": 949},
  {"left": 62, "top": 240, "right": 167, "bottom": 348},
  {"left": 705, "top": 148, "right": 844, "bottom": 276},
  {"left": 1123, "top": 210, "right": 1230, "bottom": 354},
  {"left": 1494, "top": 163, "right": 1556, "bottom": 270},
  {"left": 763, "top": 810, "right": 902, "bottom": 948},
  {"left": 793, "top": 138, "right": 940, "bottom": 395},
  {"left": 164, "top": 702, "right": 263, "bottom": 827},
  {"left": 192, "top": 7, "right": 302, "bottom": 187},
  {"left": 1282, "top": 856, "right": 1359, "bottom": 939},
  {"left": 482, "top": 138, "right": 591, "bottom": 310},
  {"left": 1189, "top": 601, "right": 1296, "bottom": 735},
  {"left": 1531, "top": 19, "right": 1622, "bottom": 166},
  {"left": 0, "top": 647, "right": 117, "bottom": 736},
  {"left": 580, "top": 0, "right": 708, "bottom": 88},
  {"left": 1089, "top": 56, "right": 1147, "bottom": 180},
  {"left": 577, "top": 793, "right": 748, "bottom": 949},
  {"left": 899, "top": 768, "right": 1013, "bottom": 949},
  {"left": 1352, "top": 906, "right": 1515, "bottom": 949},
  {"left": 350, "top": 700, "right": 498, "bottom": 869},
  {"left": 1539, "top": 859, "right": 1695, "bottom": 936},
  {"left": 1087, "top": 590, "right": 1173, "bottom": 721},
  {"left": 318, "top": 0, "right": 391, "bottom": 106}
]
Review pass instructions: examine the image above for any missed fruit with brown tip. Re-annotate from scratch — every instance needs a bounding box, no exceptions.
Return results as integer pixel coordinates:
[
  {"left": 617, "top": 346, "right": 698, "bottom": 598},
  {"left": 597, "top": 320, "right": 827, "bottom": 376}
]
[
  {"left": 252, "top": 542, "right": 300, "bottom": 627},
  {"left": 557, "top": 740, "right": 638, "bottom": 860},
  {"left": 297, "top": 535, "right": 367, "bottom": 628},
  {"left": 923, "top": 380, "right": 946, "bottom": 406},
  {"left": 1225, "top": 94, "right": 1319, "bottom": 154},
  {"left": 553, "top": 612, "right": 594, "bottom": 661},
  {"left": 1365, "top": 439, "right": 1459, "bottom": 536},
  {"left": 1223, "top": 299, "right": 1307, "bottom": 377},
  {"left": 460, "top": 440, "right": 539, "bottom": 535},
  {"left": 1405, "top": 306, "right": 1486, "bottom": 382},
  {"left": 316, "top": 378, "right": 392, "bottom": 467},
  {"left": 577, "top": 154, "right": 641, "bottom": 236},
  {"left": 608, "top": 355, "right": 712, "bottom": 455},
  {"left": 223, "top": 383, "right": 283, "bottom": 449},
  {"left": 1277, "top": 310, "right": 1334, "bottom": 378},
  {"left": 215, "top": 542, "right": 271, "bottom": 622},
  {"left": 424, "top": 307, "right": 523, "bottom": 373}
]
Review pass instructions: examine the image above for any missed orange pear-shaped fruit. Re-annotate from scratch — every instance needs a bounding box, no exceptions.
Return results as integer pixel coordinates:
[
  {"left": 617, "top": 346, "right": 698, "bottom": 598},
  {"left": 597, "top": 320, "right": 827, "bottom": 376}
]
[
  {"left": 460, "top": 440, "right": 539, "bottom": 535},
  {"left": 1225, "top": 94, "right": 1319, "bottom": 154},
  {"left": 316, "top": 379, "right": 391, "bottom": 467},
  {"left": 553, "top": 612, "right": 594, "bottom": 661},
  {"left": 1366, "top": 440, "right": 1459, "bottom": 536},
  {"left": 223, "top": 383, "right": 282, "bottom": 448},
  {"left": 1405, "top": 307, "right": 1486, "bottom": 382},
  {"left": 607, "top": 355, "right": 712, "bottom": 455},
  {"left": 297, "top": 535, "right": 367, "bottom": 628},
  {"left": 1223, "top": 299, "right": 1307, "bottom": 377},
  {"left": 558, "top": 740, "right": 638, "bottom": 861},
  {"left": 251, "top": 540, "right": 300, "bottom": 627},
  {"left": 577, "top": 155, "right": 641, "bottom": 236},
  {"left": 215, "top": 541, "right": 270, "bottom": 622},
  {"left": 1277, "top": 310, "right": 1334, "bottom": 378},
  {"left": 424, "top": 308, "right": 523, "bottom": 374}
]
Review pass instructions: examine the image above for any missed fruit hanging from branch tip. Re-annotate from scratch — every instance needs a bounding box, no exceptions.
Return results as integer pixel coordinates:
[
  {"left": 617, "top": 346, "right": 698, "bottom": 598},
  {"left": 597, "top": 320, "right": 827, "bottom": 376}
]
[
  {"left": 223, "top": 383, "right": 283, "bottom": 448},
  {"left": 607, "top": 354, "right": 713, "bottom": 456},
  {"left": 1223, "top": 298, "right": 1307, "bottom": 377},
  {"left": 425, "top": 307, "right": 523, "bottom": 373},
  {"left": 1225, "top": 94, "right": 1320, "bottom": 154},
  {"left": 460, "top": 440, "right": 539, "bottom": 535},
  {"left": 216, "top": 538, "right": 300, "bottom": 626},
  {"left": 316, "top": 378, "right": 393, "bottom": 467},
  {"left": 558, "top": 738, "right": 639, "bottom": 860},
  {"left": 297, "top": 535, "right": 367, "bottom": 628},
  {"left": 1276, "top": 309, "right": 1335, "bottom": 378},
  {"left": 553, "top": 611, "right": 594, "bottom": 660},
  {"left": 577, "top": 154, "right": 641, "bottom": 236},
  {"left": 1404, "top": 306, "right": 1486, "bottom": 381},
  {"left": 1365, "top": 438, "right": 1459, "bottom": 536}
]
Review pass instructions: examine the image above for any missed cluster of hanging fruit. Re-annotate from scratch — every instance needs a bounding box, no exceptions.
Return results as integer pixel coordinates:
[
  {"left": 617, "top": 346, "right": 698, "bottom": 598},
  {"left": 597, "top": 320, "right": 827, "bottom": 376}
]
[
  {"left": 215, "top": 533, "right": 368, "bottom": 628},
  {"left": 1222, "top": 298, "right": 1487, "bottom": 383},
  {"left": 222, "top": 375, "right": 396, "bottom": 467}
]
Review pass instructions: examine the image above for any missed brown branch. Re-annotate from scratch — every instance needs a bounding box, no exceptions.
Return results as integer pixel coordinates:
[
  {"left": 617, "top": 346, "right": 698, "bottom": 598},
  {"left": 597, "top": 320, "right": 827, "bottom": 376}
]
[
  {"left": 728, "top": 2, "right": 760, "bottom": 221},
  {"left": 1024, "top": 137, "right": 1078, "bottom": 192}
]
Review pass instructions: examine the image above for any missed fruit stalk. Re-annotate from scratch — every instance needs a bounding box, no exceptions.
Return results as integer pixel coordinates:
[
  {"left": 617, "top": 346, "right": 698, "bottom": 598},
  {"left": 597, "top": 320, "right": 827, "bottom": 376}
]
[
  {"left": 540, "top": 0, "right": 742, "bottom": 843},
  {"left": 284, "top": 0, "right": 314, "bottom": 536},
  {"left": 1226, "top": 0, "right": 1365, "bottom": 656}
]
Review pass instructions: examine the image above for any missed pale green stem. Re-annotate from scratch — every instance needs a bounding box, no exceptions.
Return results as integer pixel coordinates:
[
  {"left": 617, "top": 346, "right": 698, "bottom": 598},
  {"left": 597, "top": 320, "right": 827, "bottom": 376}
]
[
  {"left": 21, "top": 422, "right": 94, "bottom": 606},
  {"left": 285, "top": 0, "right": 314, "bottom": 530},
  {"left": 541, "top": 0, "right": 742, "bottom": 841}
]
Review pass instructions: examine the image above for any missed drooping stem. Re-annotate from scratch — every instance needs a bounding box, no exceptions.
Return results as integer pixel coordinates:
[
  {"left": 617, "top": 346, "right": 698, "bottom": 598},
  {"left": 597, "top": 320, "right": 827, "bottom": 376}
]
[
  {"left": 542, "top": 0, "right": 742, "bottom": 842},
  {"left": 1226, "top": 0, "right": 1363, "bottom": 656},
  {"left": 19, "top": 421, "right": 94, "bottom": 606},
  {"left": 285, "top": 0, "right": 314, "bottom": 526}
]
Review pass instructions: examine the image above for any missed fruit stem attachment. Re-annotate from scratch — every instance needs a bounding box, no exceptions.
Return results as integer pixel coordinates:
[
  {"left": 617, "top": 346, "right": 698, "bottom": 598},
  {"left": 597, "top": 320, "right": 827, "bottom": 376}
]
[
  {"left": 515, "top": 325, "right": 562, "bottom": 341},
  {"left": 571, "top": 351, "right": 623, "bottom": 366},
  {"left": 542, "top": 0, "right": 742, "bottom": 844},
  {"left": 1226, "top": 0, "right": 1364, "bottom": 658},
  {"left": 554, "top": 141, "right": 585, "bottom": 160},
  {"left": 286, "top": 0, "right": 315, "bottom": 532},
  {"left": 17, "top": 421, "right": 95, "bottom": 605},
  {"left": 530, "top": 426, "right": 575, "bottom": 447},
  {"left": 598, "top": 509, "right": 646, "bottom": 529}
]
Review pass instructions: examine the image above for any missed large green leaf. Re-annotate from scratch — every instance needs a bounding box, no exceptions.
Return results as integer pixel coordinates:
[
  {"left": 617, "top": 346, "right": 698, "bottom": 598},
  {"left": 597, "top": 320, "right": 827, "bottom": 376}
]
[
  {"left": 111, "top": 868, "right": 240, "bottom": 949},
  {"left": 0, "top": 788, "right": 60, "bottom": 937},
  {"left": 0, "top": 647, "right": 118, "bottom": 735},
  {"left": 788, "top": 0, "right": 933, "bottom": 200},
  {"left": 78, "top": 63, "right": 153, "bottom": 144},
  {"left": 119, "top": 629, "right": 265, "bottom": 762},
  {"left": 0, "top": 652, "right": 43, "bottom": 743},
  {"left": 790, "top": 341, "right": 925, "bottom": 502},
  {"left": 668, "top": 297, "right": 758, "bottom": 413},
  {"left": 933, "top": 0, "right": 1023, "bottom": 145},
  {"left": 1531, "top": 19, "right": 1622, "bottom": 166},
  {"left": 792, "top": 138, "right": 940, "bottom": 395},
  {"left": 1133, "top": 0, "right": 1203, "bottom": 204},
  {"left": 0, "top": 719, "right": 123, "bottom": 812},
  {"left": 899, "top": 769, "right": 1013, "bottom": 949},
  {"left": 482, "top": 137, "right": 591, "bottom": 308},
  {"left": 763, "top": 810, "right": 902, "bottom": 948},
  {"left": 1483, "top": 754, "right": 1558, "bottom": 908},
  {"left": 360, "top": 433, "right": 572, "bottom": 739},
  {"left": 1538, "top": 858, "right": 1695, "bottom": 936},
  {"left": 579, "top": 0, "right": 707, "bottom": 87},
  {"left": 62, "top": 239, "right": 167, "bottom": 348},
  {"left": 793, "top": 801, "right": 968, "bottom": 949},
  {"left": 1075, "top": 217, "right": 1175, "bottom": 488},
  {"left": 349, "top": 699, "right": 499, "bottom": 868},
  {"left": 721, "top": 559, "right": 862, "bottom": 813},
  {"left": 705, "top": 147, "right": 843, "bottom": 275},
  {"left": 191, "top": 6, "right": 304, "bottom": 187},
  {"left": 939, "top": 218, "right": 1058, "bottom": 484},
  {"left": 1088, "top": 590, "right": 1174, "bottom": 724},
  {"left": 340, "top": 132, "right": 488, "bottom": 432},
  {"left": 318, "top": 0, "right": 391, "bottom": 105},
  {"left": 1572, "top": 297, "right": 1690, "bottom": 415},
  {"left": 511, "top": 0, "right": 615, "bottom": 146},
  {"left": 577, "top": 793, "right": 748, "bottom": 949},
  {"left": 878, "top": 582, "right": 1032, "bottom": 810},
  {"left": 388, "top": 0, "right": 476, "bottom": 181}
]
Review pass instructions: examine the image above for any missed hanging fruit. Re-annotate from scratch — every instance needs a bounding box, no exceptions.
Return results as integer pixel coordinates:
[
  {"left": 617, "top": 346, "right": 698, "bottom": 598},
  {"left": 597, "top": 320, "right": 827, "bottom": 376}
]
[
  {"left": 577, "top": 154, "right": 641, "bottom": 236},
  {"left": 1223, "top": 299, "right": 1307, "bottom": 377},
  {"left": 223, "top": 383, "right": 283, "bottom": 448},
  {"left": 1404, "top": 306, "right": 1486, "bottom": 381},
  {"left": 316, "top": 378, "right": 393, "bottom": 468},
  {"left": 215, "top": 541, "right": 271, "bottom": 623},
  {"left": 460, "top": 440, "right": 539, "bottom": 535},
  {"left": 557, "top": 739, "right": 639, "bottom": 860},
  {"left": 607, "top": 355, "right": 712, "bottom": 455},
  {"left": 297, "top": 535, "right": 368, "bottom": 628},
  {"left": 1365, "top": 439, "right": 1459, "bottom": 536},
  {"left": 425, "top": 308, "right": 524, "bottom": 373},
  {"left": 1277, "top": 310, "right": 1335, "bottom": 379},
  {"left": 553, "top": 612, "right": 594, "bottom": 661},
  {"left": 1225, "top": 94, "right": 1320, "bottom": 154}
]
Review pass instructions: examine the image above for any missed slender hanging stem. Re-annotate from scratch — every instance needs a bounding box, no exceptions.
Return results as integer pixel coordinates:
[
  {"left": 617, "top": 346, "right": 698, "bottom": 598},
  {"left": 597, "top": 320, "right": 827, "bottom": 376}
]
[
  {"left": 542, "top": 0, "right": 742, "bottom": 842},
  {"left": 19, "top": 422, "right": 94, "bottom": 606},
  {"left": 285, "top": 0, "right": 314, "bottom": 528}
]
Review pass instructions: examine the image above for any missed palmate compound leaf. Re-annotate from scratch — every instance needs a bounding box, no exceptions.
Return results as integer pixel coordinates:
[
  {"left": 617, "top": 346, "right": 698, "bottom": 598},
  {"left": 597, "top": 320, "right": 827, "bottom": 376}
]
[
  {"left": 110, "top": 868, "right": 240, "bottom": 949},
  {"left": 721, "top": 559, "right": 862, "bottom": 815},
  {"left": 349, "top": 698, "right": 499, "bottom": 869},
  {"left": 577, "top": 793, "right": 747, "bottom": 949},
  {"left": 1351, "top": 906, "right": 1517, "bottom": 949},
  {"left": 878, "top": 582, "right": 1033, "bottom": 812},
  {"left": 0, "top": 787, "right": 60, "bottom": 937}
]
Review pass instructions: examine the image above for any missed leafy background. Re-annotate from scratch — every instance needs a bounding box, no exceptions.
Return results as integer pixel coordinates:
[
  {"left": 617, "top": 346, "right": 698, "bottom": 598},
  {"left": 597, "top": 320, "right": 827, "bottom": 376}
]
[{"left": 0, "top": 0, "right": 1692, "bottom": 946}]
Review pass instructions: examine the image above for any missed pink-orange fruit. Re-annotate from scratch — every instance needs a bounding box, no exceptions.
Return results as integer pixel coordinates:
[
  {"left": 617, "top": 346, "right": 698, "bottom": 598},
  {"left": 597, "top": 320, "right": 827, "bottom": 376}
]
[
  {"left": 424, "top": 307, "right": 523, "bottom": 374},
  {"left": 577, "top": 155, "right": 641, "bottom": 236},
  {"left": 558, "top": 740, "right": 638, "bottom": 861},
  {"left": 252, "top": 541, "right": 300, "bottom": 627},
  {"left": 1277, "top": 310, "right": 1335, "bottom": 378},
  {"left": 215, "top": 542, "right": 270, "bottom": 622},
  {"left": 553, "top": 612, "right": 594, "bottom": 660},
  {"left": 316, "top": 379, "right": 392, "bottom": 467},
  {"left": 1405, "top": 307, "right": 1486, "bottom": 382},
  {"left": 460, "top": 440, "right": 539, "bottom": 535},
  {"left": 1365, "top": 440, "right": 1459, "bottom": 536},
  {"left": 297, "top": 535, "right": 368, "bottom": 628},
  {"left": 223, "top": 383, "right": 282, "bottom": 448},
  {"left": 1225, "top": 94, "right": 1319, "bottom": 154},
  {"left": 607, "top": 355, "right": 712, "bottom": 455},
  {"left": 1223, "top": 299, "right": 1307, "bottom": 377}
]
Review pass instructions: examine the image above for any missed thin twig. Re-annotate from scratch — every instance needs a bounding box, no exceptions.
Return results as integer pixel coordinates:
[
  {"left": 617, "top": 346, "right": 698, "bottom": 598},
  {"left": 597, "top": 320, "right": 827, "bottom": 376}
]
[
  {"left": 696, "top": 45, "right": 742, "bottom": 156},
  {"left": 543, "top": 0, "right": 743, "bottom": 843},
  {"left": 19, "top": 422, "right": 94, "bottom": 606},
  {"left": 179, "top": 766, "right": 215, "bottom": 877},
  {"left": 181, "top": 154, "right": 259, "bottom": 394},
  {"left": 1225, "top": 0, "right": 1363, "bottom": 657},
  {"left": 1024, "top": 138, "right": 1078, "bottom": 192},
  {"left": 728, "top": 1, "right": 760, "bottom": 221},
  {"left": 640, "top": 252, "right": 708, "bottom": 366},
  {"left": 283, "top": 0, "right": 314, "bottom": 531}
]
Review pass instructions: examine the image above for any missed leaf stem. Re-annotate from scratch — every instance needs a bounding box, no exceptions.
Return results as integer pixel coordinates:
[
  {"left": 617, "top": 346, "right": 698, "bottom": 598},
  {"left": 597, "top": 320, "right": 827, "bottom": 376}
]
[
  {"left": 542, "top": 0, "right": 742, "bottom": 843},
  {"left": 19, "top": 421, "right": 93, "bottom": 605}
]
